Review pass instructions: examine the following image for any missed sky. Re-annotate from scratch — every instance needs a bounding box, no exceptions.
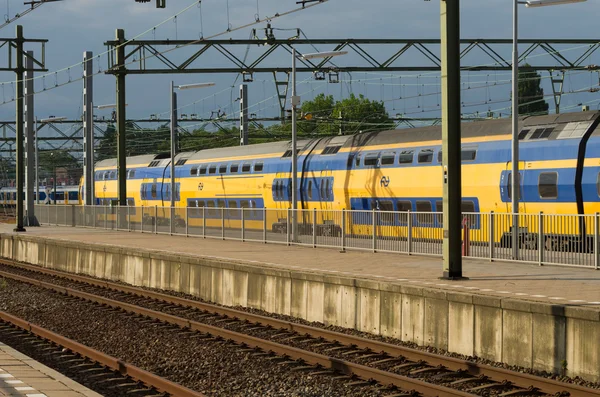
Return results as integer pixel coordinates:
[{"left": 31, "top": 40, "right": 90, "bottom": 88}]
[{"left": 0, "top": 0, "right": 598, "bottom": 129}]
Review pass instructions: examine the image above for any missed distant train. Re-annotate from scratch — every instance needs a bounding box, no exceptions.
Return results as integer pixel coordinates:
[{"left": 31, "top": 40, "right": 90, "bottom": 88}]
[
  {"left": 3, "top": 110, "right": 600, "bottom": 251},
  {"left": 0, "top": 185, "right": 81, "bottom": 206}
]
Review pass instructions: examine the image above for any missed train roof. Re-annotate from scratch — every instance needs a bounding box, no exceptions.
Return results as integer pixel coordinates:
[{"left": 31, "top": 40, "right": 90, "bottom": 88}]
[{"left": 95, "top": 110, "right": 600, "bottom": 166}]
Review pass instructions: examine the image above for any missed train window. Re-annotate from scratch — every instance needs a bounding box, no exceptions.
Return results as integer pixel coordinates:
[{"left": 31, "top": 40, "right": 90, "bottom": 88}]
[
  {"left": 207, "top": 200, "right": 216, "bottom": 216},
  {"left": 324, "top": 179, "right": 330, "bottom": 200},
  {"left": 228, "top": 201, "right": 238, "bottom": 217},
  {"left": 418, "top": 149, "right": 434, "bottom": 163},
  {"left": 240, "top": 200, "right": 249, "bottom": 208},
  {"left": 462, "top": 201, "right": 475, "bottom": 213},
  {"left": 322, "top": 145, "right": 342, "bottom": 155},
  {"left": 539, "top": 127, "right": 554, "bottom": 139},
  {"left": 56, "top": 192, "right": 65, "bottom": 200},
  {"left": 199, "top": 165, "right": 207, "bottom": 175},
  {"left": 397, "top": 201, "right": 411, "bottom": 212},
  {"left": 307, "top": 180, "right": 313, "bottom": 200},
  {"left": 130, "top": 169, "right": 136, "bottom": 179},
  {"left": 597, "top": 173, "right": 600, "bottom": 197},
  {"left": 435, "top": 201, "right": 443, "bottom": 225},
  {"left": 109, "top": 171, "right": 116, "bottom": 179},
  {"left": 380, "top": 152, "right": 395, "bottom": 165},
  {"left": 190, "top": 166, "right": 198, "bottom": 176},
  {"left": 103, "top": 171, "right": 109, "bottom": 180},
  {"left": 151, "top": 184, "right": 157, "bottom": 199},
  {"left": 230, "top": 163, "right": 239, "bottom": 173},
  {"left": 518, "top": 129, "right": 530, "bottom": 140},
  {"left": 355, "top": 154, "right": 361, "bottom": 167},
  {"left": 364, "top": 153, "right": 379, "bottom": 166},
  {"left": 217, "top": 199, "right": 226, "bottom": 210},
  {"left": 287, "top": 181, "right": 292, "bottom": 201},
  {"left": 438, "top": 150, "right": 442, "bottom": 163},
  {"left": 539, "top": 172, "right": 558, "bottom": 199},
  {"left": 254, "top": 162, "right": 264, "bottom": 172},
  {"left": 379, "top": 200, "right": 394, "bottom": 224},
  {"left": 127, "top": 198, "right": 135, "bottom": 207},
  {"left": 242, "top": 163, "right": 251, "bottom": 173},
  {"left": 416, "top": 201, "right": 433, "bottom": 225},
  {"left": 530, "top": 128, "right": 545, "bottom": 140},
  {"left": 461, "top": 148, "right": 477, "bottom": 161},
  {"left": 208, "top": 165, "right": 217, "bottom": 174},
  {"left": 399, "top": 150, "right": 414, "bottom": 164},
  {"left": 219, "top": 164, "right": 227, "bottom": 174}
]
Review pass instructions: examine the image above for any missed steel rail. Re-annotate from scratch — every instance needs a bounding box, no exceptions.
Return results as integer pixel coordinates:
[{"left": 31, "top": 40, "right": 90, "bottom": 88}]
[
  {"left": 0, "top": 267, "right": 474, "bottom": 397},
  {"left": 2, "top": 260, "right": 596, "bottom": 397},
  {"left": 0, "top": 310, "right": 205, "bottom": 397}
]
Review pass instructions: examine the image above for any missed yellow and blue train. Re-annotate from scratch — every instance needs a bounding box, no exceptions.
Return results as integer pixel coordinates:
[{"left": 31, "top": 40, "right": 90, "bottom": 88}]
[
  {"left": 88, "top": 110, "right": 600, "bottom": 250},
  {"left": 3, "top": 110, "right": 600, "bottom": 249}
]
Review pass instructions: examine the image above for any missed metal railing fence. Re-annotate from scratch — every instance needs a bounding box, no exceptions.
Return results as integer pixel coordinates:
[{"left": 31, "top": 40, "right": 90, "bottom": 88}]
[{"left": 32, "top": 205, "right": 600, "bottom": 269}]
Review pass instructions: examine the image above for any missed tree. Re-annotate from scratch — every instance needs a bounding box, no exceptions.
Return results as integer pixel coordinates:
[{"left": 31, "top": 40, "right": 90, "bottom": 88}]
[
  {"left": 517, "top": 63, "right": 549, "bottom": 116},
  {"left": 298, "top": 93, "right": 394, "bottom": 136}
]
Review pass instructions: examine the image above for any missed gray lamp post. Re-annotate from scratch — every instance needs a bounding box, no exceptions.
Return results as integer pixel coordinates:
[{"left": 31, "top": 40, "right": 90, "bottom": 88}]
[{"left": 511, "top": 0, "right": 587, "bottom": 259}]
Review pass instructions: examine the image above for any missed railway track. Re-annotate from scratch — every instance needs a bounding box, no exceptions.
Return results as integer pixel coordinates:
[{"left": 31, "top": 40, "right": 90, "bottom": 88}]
[
  {"left": 0, "top": 259, "right": 598, "bottom": 397},
  {"left": 0, "top": 310, "right": 204, "bottom": 397}
]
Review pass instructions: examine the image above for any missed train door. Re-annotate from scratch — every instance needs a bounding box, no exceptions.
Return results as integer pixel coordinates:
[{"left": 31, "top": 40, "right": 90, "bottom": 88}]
[
  {"left": 501, "top": 162, "right": 527, "bottom": 232},
  {"left": 319, "top": 170, "right": 334, "bottom": 225}
]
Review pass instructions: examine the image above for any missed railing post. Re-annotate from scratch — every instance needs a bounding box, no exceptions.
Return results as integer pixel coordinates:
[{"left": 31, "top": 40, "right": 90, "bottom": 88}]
[
  {"left": 263, "top": 207, "right": 267, "bottom": 243},
  {"left": 71, "top": 205, "right": 76, "bottom": 227},
  {"left": 141, "top": 205, "right": 144, "bottom": 233},
  {"left": 372, "top": 209, "right": 377, "bottom": 253},
  {"left": 154, "top": 205, "right": 157, "bottom": 234},
  {"left": 185, "top": 206, "right": 189, "bottom": 237},
  {"left": 489, "top": 211, "right": 495, "bottom": 261},
  {"left": 538, "top": 211, "right": 544, "bottom": 266},
  {"left": 104, "top": 205, "right": 107, "bottom": 230},
  {"left": 341, "top": 209, "right": 346, "bottom": 251},
  {"left": 287, "top": 208, "right": 291, "bottom": 246},
  {"left": 312, "top": 208, "right": 317, "bottom": 248},
  {"left": 202, "top": 206, "right": 206, "bottom": 238},
  {"left": 93, "top": 205, "right": 96, "bottom": 228},
  {"left": 170, "top": 206, "right": 174, "bottom": 236},
  {"left": 221, "top": 207, "right": 225, "bottom": 240},
  {"left": 241, "top": 208, "right": 245, "bottom": 242},
  {"left": 127, "top": 205, "right": 131, "bottom": 232},
  {"left": 407, "top": 210, "right": 412, "bottom": 255},
  {"left": 595, "top": 212, "right": 599, "bottom": 270}
]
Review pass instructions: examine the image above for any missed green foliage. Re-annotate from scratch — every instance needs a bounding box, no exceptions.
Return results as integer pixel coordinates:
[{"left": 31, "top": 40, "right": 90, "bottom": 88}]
[
  {"left": 517, "top": 64, "right": 549, "bottom": 116},
  {"left": 298, "top": 93, "right": 394, "bottom": 136},
  {"left": 38, "top": 149, "right": 79, "bottom": 172},
  {"left": 94, "top": 93, "right": 395, "bottom": 158}
]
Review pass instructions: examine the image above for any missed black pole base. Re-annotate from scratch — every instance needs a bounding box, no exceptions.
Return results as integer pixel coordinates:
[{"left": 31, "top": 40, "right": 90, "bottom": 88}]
[
  {"left": 13, "top": 226, "right": 26, "bottom": 232},
  {"left": 440, "top": 272, "right": 469, "bottom": 281},
  {"left": 23, "top": 216, "right": 40, "bottom": 227}
]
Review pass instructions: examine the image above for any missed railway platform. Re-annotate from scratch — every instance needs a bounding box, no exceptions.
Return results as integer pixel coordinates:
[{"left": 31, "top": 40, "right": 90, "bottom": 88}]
[
  {"left": 0, "top": 223, "right": 598, "bottom": 383},
  {"left": 0, "top": 341, "right": 101, "bottom": 397}
]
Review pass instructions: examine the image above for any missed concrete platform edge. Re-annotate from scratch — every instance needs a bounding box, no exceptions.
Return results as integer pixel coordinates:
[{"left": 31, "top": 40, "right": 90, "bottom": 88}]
[{"left": 1, "top": 232, "right": 598, "bottom": 382}]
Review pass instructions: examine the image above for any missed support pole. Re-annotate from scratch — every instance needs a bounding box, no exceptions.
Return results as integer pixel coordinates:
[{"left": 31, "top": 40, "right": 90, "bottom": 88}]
[
  {"left": 14, "top": 25, "right": 25, "bottom": 232},
  {"left": 291, "top": 49, "right": 299, "bottom": 243},
  {"left": 170, "top": 81, "right": 176, "bottom": 210},
  {"left": 239, "top": 84, "right": 248, "bottom": 146},
  {"left": 511, "top": 0, "right": 520, "bottom": 261},
  {"left": 116, "top": 29, "right": 127, "bottom": 207},
  {"left": 83, "top": 51, "right": 94, "bottom": 206},
  {"left": 440, "top": 0, "right": 464, "bottom": 279},
  {"left": 35, "top": 117, "right": 38, "bottom": 204},
  {"left": 24, "top": 50, "right": 38, "bottom": 226}
]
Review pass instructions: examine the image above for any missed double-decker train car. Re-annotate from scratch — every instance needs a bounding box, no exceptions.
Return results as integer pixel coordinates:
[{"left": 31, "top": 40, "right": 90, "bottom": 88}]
[
  {"left": 0, "top": 185, "right": 81, "bottom": 206},
  {"left": 89, "top": 110, "right": 600, "bottom": 249}
]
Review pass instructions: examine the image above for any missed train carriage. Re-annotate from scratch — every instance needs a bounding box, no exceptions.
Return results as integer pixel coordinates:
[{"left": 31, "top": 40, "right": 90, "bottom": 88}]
[{"left": 52, "top": 109, "right": 600, "bottom": 252}]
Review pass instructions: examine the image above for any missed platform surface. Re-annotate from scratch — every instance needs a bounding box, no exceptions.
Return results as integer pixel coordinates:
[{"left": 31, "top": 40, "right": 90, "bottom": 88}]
[
  {"left": 2, "top": 224, "right": 599, "bottom": 307},
  {"left": 0, "top": 342, "right": 102, "bottom": 397}
]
